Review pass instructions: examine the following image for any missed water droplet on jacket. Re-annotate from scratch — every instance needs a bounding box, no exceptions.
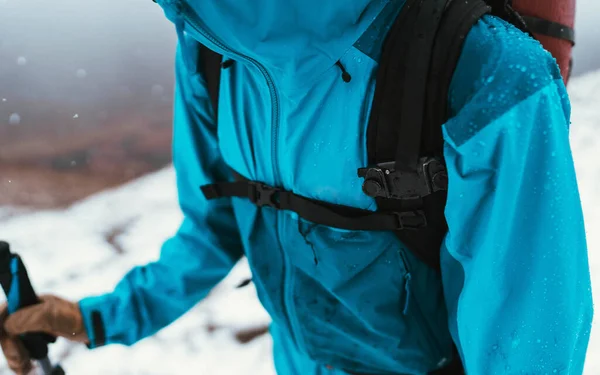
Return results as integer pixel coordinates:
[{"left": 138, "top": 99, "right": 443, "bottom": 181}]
[{"left": 511, "top": 338, "right": 520, "bottom": 348}]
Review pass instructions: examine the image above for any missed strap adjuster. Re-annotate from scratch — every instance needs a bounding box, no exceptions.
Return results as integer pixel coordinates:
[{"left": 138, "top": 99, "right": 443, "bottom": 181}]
[
  {"left": 358, "top": 157, "right": 448, "bottom": 200},
  {"left": 394, "top": 210, "right": 428, "bottom": 230},
  {"left": 248, "top": 182, "right": 281, "bottom": 208}
]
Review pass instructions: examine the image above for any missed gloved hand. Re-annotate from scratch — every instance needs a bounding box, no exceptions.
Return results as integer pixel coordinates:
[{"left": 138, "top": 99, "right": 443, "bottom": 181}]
[{"left": 0, "top": 295, "right": 88, "bottom": 374}]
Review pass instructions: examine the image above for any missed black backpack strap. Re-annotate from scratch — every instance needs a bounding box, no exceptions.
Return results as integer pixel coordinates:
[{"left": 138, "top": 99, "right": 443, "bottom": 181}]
[
  {"left": 366, "top": 0, "right": 444, "bottom": 168},
  {"left": 520, "top": 16, "right": 575, "bottom": 44},
  {"left": 364, "top": 0, "right": 490, "bottom": 269},
  {"left": 427, "top": 0, "right": 492, "bottom": 133},
  {"left": 197, "top": 44, "right": 223, "bottom": 120},
  {"left": 201, "top": 174, "right": 428, "bottom": 231},
  {"left": 485, "top": 0, "right": 575, "bottom": 44}
]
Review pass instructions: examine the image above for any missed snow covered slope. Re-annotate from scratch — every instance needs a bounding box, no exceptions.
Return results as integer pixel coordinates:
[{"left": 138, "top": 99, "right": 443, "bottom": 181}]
[
  {"left": 0, "top": 71, "right": 599, "bottom": 374},
  {"left": 0, "top": 169, "right": 275, "bottom": 375},
  {"left": 567, "top": 69, "right": 600, "bottom": 375}
]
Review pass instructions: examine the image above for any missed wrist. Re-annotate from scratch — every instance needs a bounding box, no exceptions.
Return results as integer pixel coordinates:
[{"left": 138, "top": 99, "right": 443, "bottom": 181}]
[{"left": 78, "top": 296, "right": 108, "bottom": 349}]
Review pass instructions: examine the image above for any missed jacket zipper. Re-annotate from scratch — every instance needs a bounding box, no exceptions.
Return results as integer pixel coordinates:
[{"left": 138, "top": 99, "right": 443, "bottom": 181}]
[
  {"left": 176, "top": 1, "right": 281, "bottom": 185},
  {"left": 280, "top": 214, "right": 308, "bottom": 351},
  {"left": 397, "top": 249, "right": 446, "bottom": 367},
  {"left": 169, "top": 0, "right": 297, "bottom": 346}
]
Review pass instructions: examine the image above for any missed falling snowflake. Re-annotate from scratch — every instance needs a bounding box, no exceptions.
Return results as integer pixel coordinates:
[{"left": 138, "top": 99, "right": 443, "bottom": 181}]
[
  {"left": 17, "top": 57, "right": 27, "bottom": 66},
  {"left": 151, "top": 84, "right": 164, "bottom": 97},
  {"left": 9, "top": 113, "right": 21, "bottom": 125}
]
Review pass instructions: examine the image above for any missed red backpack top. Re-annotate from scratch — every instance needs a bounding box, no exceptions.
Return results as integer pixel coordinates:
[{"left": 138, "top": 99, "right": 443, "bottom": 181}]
[{"left": 513, "top": 0, "right": 576, "bottom": 84}]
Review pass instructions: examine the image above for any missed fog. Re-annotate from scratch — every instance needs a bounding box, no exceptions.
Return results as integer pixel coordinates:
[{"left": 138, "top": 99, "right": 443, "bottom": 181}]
[
  {"left": 0, "top": 0, "right": 177, "bottom": 206},
  {"left": 572, "top": 0, "right": 600, "bottom": 76},
  {"left": 0, "top": 0, "right": 175, "bottom": 112}
]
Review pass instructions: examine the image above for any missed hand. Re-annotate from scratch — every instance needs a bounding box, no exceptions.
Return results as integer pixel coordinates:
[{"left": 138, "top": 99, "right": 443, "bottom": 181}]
[{"left": 0, "top": 295, "right": 88, "bottom": 374}]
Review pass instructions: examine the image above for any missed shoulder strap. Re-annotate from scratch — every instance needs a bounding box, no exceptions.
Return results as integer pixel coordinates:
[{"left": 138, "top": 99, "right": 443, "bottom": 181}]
[
  {"left": 197, "top": 44, "right": 223, "bottom": 120},
  {"left": 520, "top": 16, "right": 575, "bottom": 45},
  {"left": 366, "top": 0, "right": 491, "bottom": 269}
]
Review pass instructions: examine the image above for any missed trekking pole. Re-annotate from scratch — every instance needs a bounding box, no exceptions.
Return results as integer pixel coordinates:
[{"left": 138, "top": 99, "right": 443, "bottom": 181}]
[{"left": 0, "top": 241, "right": 65, "bottom": 375}]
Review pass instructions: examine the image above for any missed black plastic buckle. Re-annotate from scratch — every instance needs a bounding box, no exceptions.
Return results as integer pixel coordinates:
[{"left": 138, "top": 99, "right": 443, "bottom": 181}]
[
  {"left": 394, "top": 210, "right": 428, "bottom": 230},
  {"left": 358, "top": 157, "right": 448, "bottom": 200},
  {"left": 422, "top": 158, "right": 448, "bottom": 194},
  {"left": 248, "top": 182, "right": 281, "bottom": 208}
]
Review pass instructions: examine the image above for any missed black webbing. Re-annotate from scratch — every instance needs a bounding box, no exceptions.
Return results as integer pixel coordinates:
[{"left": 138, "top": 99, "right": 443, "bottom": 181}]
[
  {"left": 367, "top": 0, "right": 421, "bottom": 165},
  {"left": 392, "top": 0, "right": 449, "bottom": 171},
  {"left": 521, "top": 16, "right": 575, "bottom": 44},
  {"left": 201, "top": 178, "right": 428, "bottom": 231},
  {"left": 366, "top": 0, "right": 492, "bottom": 271},
  {"left": 198, "top": 44, "right": 223, "bottom": 120}
]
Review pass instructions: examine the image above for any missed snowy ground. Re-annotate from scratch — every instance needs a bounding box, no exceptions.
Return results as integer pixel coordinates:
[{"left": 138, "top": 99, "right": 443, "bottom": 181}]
[
  {"left": 0, "top": 71, "right": 599, "bottom": 374},
  {"left": 0, "top": 167, "right": 275, "bottom": 375}
]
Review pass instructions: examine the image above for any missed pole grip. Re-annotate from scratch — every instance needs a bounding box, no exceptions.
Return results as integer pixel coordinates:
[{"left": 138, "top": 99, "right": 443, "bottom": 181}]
[{"left": 0, "top": 242, "right": 57, "bottom": 360}]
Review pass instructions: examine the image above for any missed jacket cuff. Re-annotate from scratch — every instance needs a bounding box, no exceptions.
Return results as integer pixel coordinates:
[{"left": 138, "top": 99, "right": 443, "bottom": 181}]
[{"left": 78, "top": 295, "right": 109, "bottom": 349}]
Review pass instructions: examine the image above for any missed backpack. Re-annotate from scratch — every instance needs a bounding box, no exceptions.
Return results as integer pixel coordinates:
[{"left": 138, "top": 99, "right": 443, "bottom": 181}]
[
  {"left": 199, "top": 0, "right": 576, "bottom": 271},
  {"left": 512, "top": 0, "right": 576, "bottom": 83}
]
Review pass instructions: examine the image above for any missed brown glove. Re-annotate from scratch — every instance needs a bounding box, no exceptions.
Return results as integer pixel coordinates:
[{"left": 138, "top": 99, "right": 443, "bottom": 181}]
[{"left": 0, "top": 295, "right": 89, "bottom": 375}]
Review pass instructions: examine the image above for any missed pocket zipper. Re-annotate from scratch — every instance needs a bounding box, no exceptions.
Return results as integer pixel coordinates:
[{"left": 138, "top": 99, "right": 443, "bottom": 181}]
[{"left": 397, "top": 248, "right": 446, "bottom": 365}]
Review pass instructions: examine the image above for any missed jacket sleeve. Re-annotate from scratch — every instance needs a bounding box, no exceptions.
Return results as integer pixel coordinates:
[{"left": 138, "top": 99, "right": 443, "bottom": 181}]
[
  {"left": 78, "top": 41, "right": 244, "bottom": 348},
  {"left": 440, "top": 48, "right": 594, "bottom": 373}
]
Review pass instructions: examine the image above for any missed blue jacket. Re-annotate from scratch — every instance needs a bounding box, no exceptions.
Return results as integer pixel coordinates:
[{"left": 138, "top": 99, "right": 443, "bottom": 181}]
[{"left": 79, "top": 0, "right": 593, "bottom": 374}]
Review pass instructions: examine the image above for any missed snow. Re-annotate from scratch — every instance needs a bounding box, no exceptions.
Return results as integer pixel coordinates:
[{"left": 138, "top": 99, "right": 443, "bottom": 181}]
[
  {"left": 0, "top": 71, "right": 599, "bottom": 374},
  {"left": 0, "top": 169, "right": 274, "bottom": 375}
]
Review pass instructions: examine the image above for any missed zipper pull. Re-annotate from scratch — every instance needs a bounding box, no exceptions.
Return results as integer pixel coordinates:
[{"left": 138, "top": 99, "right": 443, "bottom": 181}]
[{"left": 335, "top": 61, "right": 352, "bottom": 83}]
